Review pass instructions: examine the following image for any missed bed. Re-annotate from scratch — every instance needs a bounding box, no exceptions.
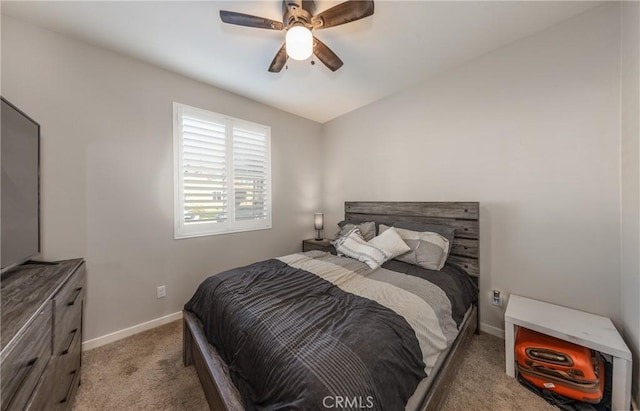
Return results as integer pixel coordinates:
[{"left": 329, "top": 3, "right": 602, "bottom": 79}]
[{"left": 183, "top": 201, "right": 480, "bottom": 411}]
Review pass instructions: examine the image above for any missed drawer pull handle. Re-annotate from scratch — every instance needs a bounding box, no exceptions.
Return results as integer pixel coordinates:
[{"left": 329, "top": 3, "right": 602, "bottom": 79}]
[
  {"left": 61, "top": 328, "right": 78, "bottom": 355},
  {"left": 67, "top": 287, "right": 83, "bottom": 306},
  {"left": 59, "top": 370, "right": 77, "bottom": 404},
  {"left": 4, "top": 357, "right": 38, "bottom": 411}
]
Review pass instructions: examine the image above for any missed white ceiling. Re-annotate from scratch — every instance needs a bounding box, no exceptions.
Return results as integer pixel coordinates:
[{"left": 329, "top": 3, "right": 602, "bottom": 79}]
[{"left": 2, "top": 1, "right": 601, "bottom": 123}]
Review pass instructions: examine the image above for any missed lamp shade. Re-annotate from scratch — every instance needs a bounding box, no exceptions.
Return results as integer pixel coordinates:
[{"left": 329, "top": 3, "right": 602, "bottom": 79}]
[
  {"left": 314, "top": 213, "right": 324, "bottom": 230},
  {"left": 286, "top": 26, "right": 313, "bottom": 61}
]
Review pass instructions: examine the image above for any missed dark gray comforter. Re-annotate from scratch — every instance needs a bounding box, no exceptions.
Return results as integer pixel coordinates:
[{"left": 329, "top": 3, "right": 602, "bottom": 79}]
[{"left": 185, "top": 251, "right": 477, "bottom": 411}]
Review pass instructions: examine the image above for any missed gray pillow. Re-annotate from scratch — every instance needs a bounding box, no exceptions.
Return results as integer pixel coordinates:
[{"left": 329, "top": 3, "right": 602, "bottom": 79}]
[
  {"left": 337, "top": 220, "right": 376, "bottom": 241},
  {"left": 379, "top": 224, "right": 451, "bottom": 270}
]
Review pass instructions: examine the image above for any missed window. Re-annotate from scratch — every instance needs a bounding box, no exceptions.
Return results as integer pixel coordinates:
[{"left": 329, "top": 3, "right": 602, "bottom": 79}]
[{"left": 173, "top": 103, "right": 271, "bottom": 238}]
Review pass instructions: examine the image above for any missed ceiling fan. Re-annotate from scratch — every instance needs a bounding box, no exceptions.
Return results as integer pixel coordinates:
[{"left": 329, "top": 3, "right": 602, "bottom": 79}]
[{"left": 220, "top": 0, "right": 374, "bottom": 73}]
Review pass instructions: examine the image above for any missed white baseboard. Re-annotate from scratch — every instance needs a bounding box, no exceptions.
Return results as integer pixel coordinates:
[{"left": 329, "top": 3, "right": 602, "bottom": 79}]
[
  {"left": 82, "top": 311, "right": 183, "bottom": 351},
  {"left": 480, "top": 322, "right": 505, "bottom": 339}
]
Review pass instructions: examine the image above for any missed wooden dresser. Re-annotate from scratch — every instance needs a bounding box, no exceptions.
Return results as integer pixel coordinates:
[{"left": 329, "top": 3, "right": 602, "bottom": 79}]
[{"left": 1, "top": 259, "right": 85, "bottom": 411}]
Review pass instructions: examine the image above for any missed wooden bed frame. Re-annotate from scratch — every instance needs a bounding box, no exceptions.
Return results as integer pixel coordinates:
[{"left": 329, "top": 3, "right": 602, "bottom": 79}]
[{"left": 184, "top": 201, "right": 480, "bottom": 411}]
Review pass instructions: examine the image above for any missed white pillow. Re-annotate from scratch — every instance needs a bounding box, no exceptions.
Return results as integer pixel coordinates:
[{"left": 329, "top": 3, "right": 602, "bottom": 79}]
[
  {"left": 368, "top": 227, "right": 410, "bottom": 259},
  {"left": 333, "top": 229, "right": 387, "bottom": 269}
]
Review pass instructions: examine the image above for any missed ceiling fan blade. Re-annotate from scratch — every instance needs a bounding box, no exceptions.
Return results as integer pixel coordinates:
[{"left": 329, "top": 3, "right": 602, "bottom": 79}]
[
  {"left": 220, "top": 10, "right": 284, "bottom": 30},
  {"left": 310, "top": 0, "right": 374, "bottom": 29},
  {"left": 268, "top": 43, "right": 288, "bottom": 73},
  {"left": 313, "top": 37, "right": 343, "bottom": 72}
]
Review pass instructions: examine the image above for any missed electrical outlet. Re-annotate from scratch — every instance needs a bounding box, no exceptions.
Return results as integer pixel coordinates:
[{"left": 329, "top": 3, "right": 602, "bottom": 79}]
[
  {"left": 157, "top": 285, "right": 166, "bottom": 299},
  {"left": 492, "top": 290, "right": 502, "bottom": 306}
]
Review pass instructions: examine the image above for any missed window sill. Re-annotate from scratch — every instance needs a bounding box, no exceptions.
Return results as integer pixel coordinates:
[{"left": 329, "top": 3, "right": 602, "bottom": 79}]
[{"left": 174, "top": 225, "right": 272, "bottom": 240}]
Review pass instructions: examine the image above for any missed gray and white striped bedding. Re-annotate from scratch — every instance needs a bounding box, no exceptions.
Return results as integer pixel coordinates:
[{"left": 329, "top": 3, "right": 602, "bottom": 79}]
[{"left": 185, "top": 251, "right": 477, "bottom": 410}]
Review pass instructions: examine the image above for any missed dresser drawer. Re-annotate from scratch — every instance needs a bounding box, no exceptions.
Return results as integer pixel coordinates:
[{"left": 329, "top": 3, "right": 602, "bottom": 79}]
[
  {"left": 53, "top": 264, "right": 85, "bottom": 355},
  {"left": 54, "top": 306, "right": 82, "bottom": 357},
  {"left": 29, "top": 332, "right": 81, "bottom": 411},
  {"left": 55, "top": 315, "right": 81, "bottom": 378},
  {"left": 24, "top": 346, "right": 80, "bottom": 411},
  {"left": 25, "top": 361, "right": 55, "bottom": 411},
  {"left": 0, "top": 303, "right": 52, "bottom": 411},
  {"left": 52, "top": 367, "right": 80, "bottom": 409}
]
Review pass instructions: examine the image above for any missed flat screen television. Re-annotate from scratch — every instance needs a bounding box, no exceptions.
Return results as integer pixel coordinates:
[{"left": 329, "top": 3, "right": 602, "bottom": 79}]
[{"left": 1, "top": 97, "right": 41, "bottom": 273}]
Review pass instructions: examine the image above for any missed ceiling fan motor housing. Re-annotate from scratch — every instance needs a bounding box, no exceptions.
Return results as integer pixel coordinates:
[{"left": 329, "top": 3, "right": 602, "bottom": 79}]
[
  {"left": 283, "top": 1, "right": 316, "bottom": 17},
  {"left": 283, "top": 1, "right": 314, "bottom": 28}
]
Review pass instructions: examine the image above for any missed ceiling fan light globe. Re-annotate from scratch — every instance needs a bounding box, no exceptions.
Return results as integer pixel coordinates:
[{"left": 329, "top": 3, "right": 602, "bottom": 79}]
[{"left": 285, "top": 26, "right": 313, "bottom": 61}]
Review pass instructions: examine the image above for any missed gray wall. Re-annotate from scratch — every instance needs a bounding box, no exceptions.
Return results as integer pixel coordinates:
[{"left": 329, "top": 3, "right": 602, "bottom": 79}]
[
  {"left": 1, "top": 15, "right": 323, "bottom": 341},
  {"left": 620, "top": 1, "right": 640, "bottom": 407},
  {"left": 322, "top": 4, "right": 622, "bottom": 336}
]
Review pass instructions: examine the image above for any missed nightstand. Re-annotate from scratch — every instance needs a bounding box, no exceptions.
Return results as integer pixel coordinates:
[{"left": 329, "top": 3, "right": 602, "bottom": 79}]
[{"left": 302, "top": 239, "right": 336, "bottom": 254}]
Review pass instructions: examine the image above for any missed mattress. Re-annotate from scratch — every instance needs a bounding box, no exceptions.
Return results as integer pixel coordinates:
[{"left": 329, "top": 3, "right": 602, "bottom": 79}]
[{"left": 185, "top": 250, "right": 477, "bottom": 410}]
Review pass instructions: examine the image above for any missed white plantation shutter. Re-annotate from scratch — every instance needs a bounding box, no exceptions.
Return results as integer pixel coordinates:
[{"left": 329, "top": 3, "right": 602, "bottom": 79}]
[
  {"left": 182, "top": 114, "right": 227, "bottom": 223},
  {"left": 174, "top": 103, "right": 271, "bottom": 238},
  {"left": 233, "top": 123, "right": 269, "bottom": 222}
]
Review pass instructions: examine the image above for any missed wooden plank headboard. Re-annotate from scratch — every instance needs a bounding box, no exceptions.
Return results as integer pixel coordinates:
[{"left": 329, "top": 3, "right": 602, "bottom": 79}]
[{"left": 344, "top": 201, "right": 480, "bottom": 278}]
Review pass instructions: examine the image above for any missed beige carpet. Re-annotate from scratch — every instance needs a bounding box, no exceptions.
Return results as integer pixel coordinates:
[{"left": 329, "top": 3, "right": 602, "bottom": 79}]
[{"left": 73, "top": 321, "right": 556, "bottom": 411}]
